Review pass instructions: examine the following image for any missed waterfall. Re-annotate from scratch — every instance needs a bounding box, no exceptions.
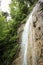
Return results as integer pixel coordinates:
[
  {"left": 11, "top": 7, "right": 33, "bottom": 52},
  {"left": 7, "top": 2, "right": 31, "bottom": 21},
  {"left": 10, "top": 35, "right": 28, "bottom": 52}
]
[
  {"left": 21, "top": 9, "right": 32, "bottom": 65},
  {"left": 21, "top": 13, "right": 32, "bottom": 65},
  {"left": 21, "top": 1, "right": 41, "bottom": 65}
]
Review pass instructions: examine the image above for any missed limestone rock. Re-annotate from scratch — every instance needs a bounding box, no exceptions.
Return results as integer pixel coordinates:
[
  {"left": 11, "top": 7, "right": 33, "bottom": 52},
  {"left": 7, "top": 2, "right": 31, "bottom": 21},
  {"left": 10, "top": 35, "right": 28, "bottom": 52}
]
[
  {"left": 27, "top": 1, "right": 43, "bottom": 65},
  {"left": 12, "top": 1, "right": 43, "bottom": 65}
]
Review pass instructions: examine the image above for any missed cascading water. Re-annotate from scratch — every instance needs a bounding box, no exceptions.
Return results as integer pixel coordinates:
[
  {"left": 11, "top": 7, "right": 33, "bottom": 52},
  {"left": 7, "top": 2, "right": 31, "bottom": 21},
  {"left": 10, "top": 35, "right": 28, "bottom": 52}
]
[
  {"left": 21, "top": 1, "right": 41, "bottom": 65},
  {"left": 21, "top": 13, "right": 32, "bottom": 65},
  {"left": 21, "top": 14, "right": 32, "bottom": 65}
]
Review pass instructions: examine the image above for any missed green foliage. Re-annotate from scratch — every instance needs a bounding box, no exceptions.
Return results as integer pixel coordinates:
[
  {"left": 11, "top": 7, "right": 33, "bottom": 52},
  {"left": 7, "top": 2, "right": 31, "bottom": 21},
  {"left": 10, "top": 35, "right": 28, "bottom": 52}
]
[
  {"left": 0, "top": 14, "right": 20, "bottom": 65},
  {"left": 0, "top": 16, "right": 5, "bottom": 38},
  {"left": 0, "top": 0, "right": 38, "bottom": 65}
]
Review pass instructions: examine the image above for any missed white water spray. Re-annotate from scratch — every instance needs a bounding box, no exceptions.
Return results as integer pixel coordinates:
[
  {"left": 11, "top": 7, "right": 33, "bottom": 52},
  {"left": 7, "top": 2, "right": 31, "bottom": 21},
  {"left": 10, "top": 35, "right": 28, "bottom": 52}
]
[
  {"left": 21, "top": 14, "right": 32, "bottom": 65},
  {"left": 21, "top": 2, "right": 40, "bottom": 65}
]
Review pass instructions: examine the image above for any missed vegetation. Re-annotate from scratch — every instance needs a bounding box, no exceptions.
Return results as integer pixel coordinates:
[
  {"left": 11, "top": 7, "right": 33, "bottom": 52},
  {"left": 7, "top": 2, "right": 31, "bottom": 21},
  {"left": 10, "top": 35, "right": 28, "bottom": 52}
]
[{"left": 0, "top": 0, "right": 38, "bottom": 65}]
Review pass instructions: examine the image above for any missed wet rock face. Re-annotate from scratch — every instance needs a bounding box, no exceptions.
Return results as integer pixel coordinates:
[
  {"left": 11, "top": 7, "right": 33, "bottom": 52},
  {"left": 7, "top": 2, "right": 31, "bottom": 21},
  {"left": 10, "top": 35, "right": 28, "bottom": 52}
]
[
  {"left": 27, "top": 1, "right": 43, "bottom": 65},
  {"left": 12, "top": 1, "right": 43, "bottom": 65}
]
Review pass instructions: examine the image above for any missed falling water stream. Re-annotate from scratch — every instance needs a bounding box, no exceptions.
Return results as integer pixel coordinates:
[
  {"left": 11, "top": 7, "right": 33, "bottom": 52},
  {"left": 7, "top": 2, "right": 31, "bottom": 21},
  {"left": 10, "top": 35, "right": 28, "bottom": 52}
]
[
  {"left": 21, "top": 1, "right": 41, "bottom": 65},
  {"left": 21, "top": 13, "right": 32, "bottom": 65}
]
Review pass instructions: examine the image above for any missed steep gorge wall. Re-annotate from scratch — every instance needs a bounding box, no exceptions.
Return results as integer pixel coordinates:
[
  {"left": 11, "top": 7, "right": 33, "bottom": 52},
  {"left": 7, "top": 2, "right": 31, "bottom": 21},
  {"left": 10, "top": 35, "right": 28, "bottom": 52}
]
[
  {"left": 27, "top": 1, "right": 43, "bottom": 65},
  {"left": 12, "top": 1, "right": 43, "bottom": 65}
]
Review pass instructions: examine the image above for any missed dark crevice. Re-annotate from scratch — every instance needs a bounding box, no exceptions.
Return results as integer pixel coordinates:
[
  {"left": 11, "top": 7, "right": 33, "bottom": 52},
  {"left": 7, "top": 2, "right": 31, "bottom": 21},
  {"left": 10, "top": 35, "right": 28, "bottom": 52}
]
[
  {"left": 33, "top": 22, "right": 36, "bottom": 27},
  {"left": 38, "top": 27, "right": 41, "bottom": 30}
]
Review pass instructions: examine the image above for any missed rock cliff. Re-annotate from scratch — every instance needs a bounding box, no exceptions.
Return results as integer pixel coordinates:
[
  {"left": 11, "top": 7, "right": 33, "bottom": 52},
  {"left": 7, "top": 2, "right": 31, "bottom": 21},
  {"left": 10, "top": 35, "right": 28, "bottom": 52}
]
[{"left": 12, "top": 1, "right": 43, "bottom": 65}]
